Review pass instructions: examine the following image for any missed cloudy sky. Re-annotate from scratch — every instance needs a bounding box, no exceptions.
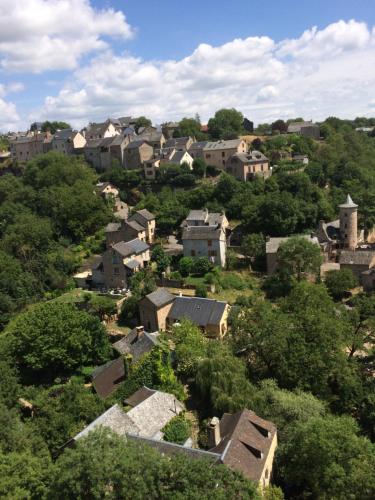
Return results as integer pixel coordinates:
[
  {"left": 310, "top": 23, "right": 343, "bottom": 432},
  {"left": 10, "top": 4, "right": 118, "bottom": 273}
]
[{"left": 0, "top": 0, "right": 374, "bottom": 131}]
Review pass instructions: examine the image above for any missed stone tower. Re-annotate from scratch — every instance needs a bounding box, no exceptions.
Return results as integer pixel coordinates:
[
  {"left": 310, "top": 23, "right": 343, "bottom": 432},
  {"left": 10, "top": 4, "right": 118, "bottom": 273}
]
[{"left": 339, "top": 194, "right": 358, "bottom": 250}]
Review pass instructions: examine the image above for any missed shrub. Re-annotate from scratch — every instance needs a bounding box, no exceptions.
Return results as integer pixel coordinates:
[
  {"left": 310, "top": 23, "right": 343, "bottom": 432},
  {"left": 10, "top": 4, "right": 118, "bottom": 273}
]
[
  {"left": 195, "top": 284, "right": 207, "bottom": 298},
  {"left": 162, "top": 414, "right": 192, "bottom": 445}
]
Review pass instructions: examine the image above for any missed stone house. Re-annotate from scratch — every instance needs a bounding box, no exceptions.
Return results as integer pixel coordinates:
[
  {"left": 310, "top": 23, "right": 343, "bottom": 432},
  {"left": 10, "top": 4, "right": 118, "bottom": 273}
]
[
  {"left": 139, "top": 289, "right": 176, "bottom": 332},
  {"left": 105, "top": 220, "right": 146, "bottom": 247},
  {"left": 164, "top": 136, "right": 195, "bottom": 151},
  {"left": 166, "top": 296, "right": 229, "bottom": 338},
  {"left": 124, "top": 140, "right": 154, "bottom": 169},
  {"left": 225, "top": 150, "right": 270, "bottom": 181},
  {"left": 51, "top": 129, "right": 86, "bottom": 155},
  {"left": 114, "top": 198, "right": 129, "bottom": 220},
  {"left": 287, "top": 121, "right": 320, "bottom": 139},
  {"left": 188, "top": 141, "right": 208, "bottom": 160},
  {"left": 96, "top": 182, "right": 120, "bottom": 199},
  {"left": 102, "top": 239, "right": 150, "bottom": 289},
  {"left": 203, "top": 139, "right": 247, "bottom": 170},
  {"left": 84, "top": 120, "right": 119, "bottom": 140},
  {"left": 9, "top": 132, "right": 52, "bottom": 161},
  {"left": 85, "top": 135, "right": 130, "bottom": 170},
  {"left": 144, "top": 158, "right": 161, "bottom": 180},
  {"left": 138, "top": 130, "right": 166, "bottom": 150},
  {"left": 181, "top": 209, "right": 228, "bottom": 267},
  {"left": 128, "top": 209, "right": 156, "bottom": 244},
  {"left": 208, "top": 409, "right": 277, "bottom": 488},
  {"left": 139, "top": 289, "right": 229, "bottom": 338},
  {"left": 113, "top": 326, "right": 160, "bottom": 363},
  {"left": 339, "top": 251, "right": 375, "bottom": 283},
  {"left": 159, "top": 149, "right": 194, "bottom": 168}
]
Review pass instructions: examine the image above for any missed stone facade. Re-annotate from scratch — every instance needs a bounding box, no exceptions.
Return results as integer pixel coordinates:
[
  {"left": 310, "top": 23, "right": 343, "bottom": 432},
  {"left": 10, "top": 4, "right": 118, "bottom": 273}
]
[{"left": 203, "top": 139, "right": 247, "bottom": 170}]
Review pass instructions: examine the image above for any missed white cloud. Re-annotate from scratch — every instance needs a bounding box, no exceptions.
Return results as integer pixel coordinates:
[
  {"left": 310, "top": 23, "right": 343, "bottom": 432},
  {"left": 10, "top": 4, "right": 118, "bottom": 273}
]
[
  {"left": 0, "top": 98, "right": 20, "bottom": 131},
  {"left": 0, "top": 0, "right": 133, "bottom": 73},
  {"left": 38, "top": 19, "right": 375, "bottom": 128}
]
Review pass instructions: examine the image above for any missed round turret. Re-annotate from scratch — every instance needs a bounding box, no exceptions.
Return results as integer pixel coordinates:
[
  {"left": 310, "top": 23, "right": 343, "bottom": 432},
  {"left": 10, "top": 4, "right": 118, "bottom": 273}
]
[{"left": 339, "top": 194, "right": 358, "bottom": 250}]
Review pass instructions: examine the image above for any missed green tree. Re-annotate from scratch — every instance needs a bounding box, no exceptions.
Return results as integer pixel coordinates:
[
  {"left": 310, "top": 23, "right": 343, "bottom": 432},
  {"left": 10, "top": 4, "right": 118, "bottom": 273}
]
[
  {"left": 172, "top": 320, "right": 208, "bottom": 379},
  {"left": 173, "top": 117, "right": 207, "bottom": 140},
  {"left": 324, "top": 268, "right": 358, "bottom": 300},
  {"left": 87, "top": 294, "right": 117, "bottom": 321},
  {"left": 162, "top": 413, "right": 191, "bottom": 445},
  {"left": 278, "top": 236, "right": 322, "bottom": 281},
  {"left": 31, "top": 379, "right": 105, "bottom": 453},
  {"left": 241, "top": 233, "right": 265, "bottom": 261},
  {"left": 41, "top": 121, "right": 71, "bottom": 134},
  {"left": 208, "top": 108, "right": 244, "bottom": 140},
  {"left": 151, "top": 245, "right": 171, "bottom": 275},
  {"left": 271, "top": 120, "right": 288, "bottom": 134},
  {"left": 0, "top": 450, "right": 52, "bottom": 499},
  {"left": 134, "top": 116, "right": 152, "bottom": 133},
  {"left": 192, "top": 158, "right": 207, "bottom": 177},
  {"left": 280, "top": 415, "right": 375, "bottom": 499},
  {"left": 196, "top": 343, "right": 255, "bottom": 414},
  {"left": 4, "top": 302, "right": 111, "bottom": 375},
  {"left": 178, "top": 256, "right": 195, "bottom": 276}
]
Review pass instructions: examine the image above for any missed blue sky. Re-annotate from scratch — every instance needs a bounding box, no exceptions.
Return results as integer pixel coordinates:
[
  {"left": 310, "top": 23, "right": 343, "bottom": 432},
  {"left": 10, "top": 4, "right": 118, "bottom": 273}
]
[{"left": 0, "top": 0, "right": 374, "bottom": 131}]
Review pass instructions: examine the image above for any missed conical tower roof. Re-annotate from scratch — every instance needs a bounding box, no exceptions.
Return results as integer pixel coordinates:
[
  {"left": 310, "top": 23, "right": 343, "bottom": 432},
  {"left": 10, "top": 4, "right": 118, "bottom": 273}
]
[{"left": 339, "top": 194, "right": 358, "bottom": 209}]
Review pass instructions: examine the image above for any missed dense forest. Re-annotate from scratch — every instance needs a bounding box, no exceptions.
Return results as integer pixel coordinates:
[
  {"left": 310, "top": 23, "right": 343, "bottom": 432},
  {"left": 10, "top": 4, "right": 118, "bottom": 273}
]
[{"left": 0, "top": 116, "right": 375, "bottom": 498}]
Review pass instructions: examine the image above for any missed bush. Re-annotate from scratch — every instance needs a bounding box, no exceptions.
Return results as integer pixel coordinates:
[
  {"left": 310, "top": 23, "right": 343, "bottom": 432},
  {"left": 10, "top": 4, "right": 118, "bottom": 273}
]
[
  {"left": 324, "top": 269, "right": 358, "bottom": 300},
  {"left": 162, "top": 414, "right": 192, "bottom": 444},
  {"left": 195, "top": 257, "right": 213, "bottom": 276},
  {"left": 195, "top": 284, "right": 207, "bottom": 298},
  {"left": 179, "top": 257, "right": 195, "bottom": 277},
  {"left": 219, "top": 273, "right": 246, "bottom": 290}
]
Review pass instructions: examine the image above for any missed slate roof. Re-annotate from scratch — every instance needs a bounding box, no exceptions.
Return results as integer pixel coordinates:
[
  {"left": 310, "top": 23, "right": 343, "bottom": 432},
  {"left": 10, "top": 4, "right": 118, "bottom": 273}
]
[
  {"left": 74, "top": 388, "right": 184, "bottom": 441},
  {"left": 125, "top": 388, "right": 184, "bottom": 439},
  {"left": 105, "top": 222, "right": 121, "bottom": 233},
  {"left": 229, "top": 151, "right": 268, "bottom": 164},
  {"left": 182, "top": 225, "right": 224, "bottom": 240},
  {"left": 125, "top": 386, "right": 156, "bottom": 407},
  {"left": 112, "top": 239, "right": 149, "bottom": 257},
  {"left": 209, "top": 409, "right": 277, "bottom": 482},
  {"left": 164, "top": 137, "right": 192, "bottom": 149},
  {"left": 168, "top": 296, "right": 227, "bottom": 327},
  {"left": 188, "top": 141, "right": 208, "bottom": 151},
  {"left": 339, "top": 194, "right": 358, "bottom": 209},
  {"left": 183, "top": 209, "right": 225, "bottom": 228},
  {"left": 125, "top": 139, "right": 149, "bottom": 150},
  {"left": 125, "top": 220, "right": 145, "bottom": 232},
  {"left": 171, "top": 150, "right": 190, "bottom": 163},
  {"left": 74, "top": 404, "right": 139, "bottom": 440},
  {"left": 127, "top": 434, "right": 221, "bottom": 462},
  {"left": 287, "top": 121, "right": 318, "bottom": 133},
  {"left": 91, "top": 357, "right": 125, "bottom": 399},
  {"left": 113, "top": 329, "right": 160, "bottom": 361},
  {"left": 86, "top": 121, "right": 112, "bottom": 137},
  {"left": 339, "top": 251, "right": 375, "bottom": 266},
  {"left": 53, "top": 129, "right": 75, "bottom": 141},
  {"left": 124, "top": 259, "right": 141, "bottom": 270},
  {"left": 129, "top": 208, "right": 155, "bottom": 222},
  {"left": 204, "top": 139, "right": 243, "bottom": 151},
  {"left": 266, "top": 235, "right": 319, "bottom": 254},
  {"left": 142, "top": 288, "right": 175, "bottom": 308}
]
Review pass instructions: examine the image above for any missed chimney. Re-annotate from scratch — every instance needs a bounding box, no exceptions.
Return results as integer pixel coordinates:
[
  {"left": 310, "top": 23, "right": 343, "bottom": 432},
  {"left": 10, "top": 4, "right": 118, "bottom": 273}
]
[
  {"left": 136, "top": 326, "right": 144, "bottom": 340},
  {"left": 208, "top": 416, "right": 221, "bottom": 448}
]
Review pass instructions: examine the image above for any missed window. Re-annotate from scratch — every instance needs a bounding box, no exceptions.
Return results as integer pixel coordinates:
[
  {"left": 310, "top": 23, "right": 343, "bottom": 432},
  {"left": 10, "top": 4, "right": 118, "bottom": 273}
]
[
  {"left": 205, "top": 153, "right": 211, "bottom": 159},
  {"left": 207, "top": 240, "right": 212, "bottom": 247},
  {"left": 113, "top": 267, "right": 119, "bottom": 275},
  {"left": 191, "top": 250, "right": 196, "bottom": 256},
  {"left": 344, "top": 223, "right": 347, "bottom": 229},
  {"left": 112, "top": 251, "right": 119, "bottom": 264},
  {"left": 221, "top": 152, "right": 225, "bottom": 157},
  {"left": 209, "top": 250, "right": 217, "bottom": 257}
]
